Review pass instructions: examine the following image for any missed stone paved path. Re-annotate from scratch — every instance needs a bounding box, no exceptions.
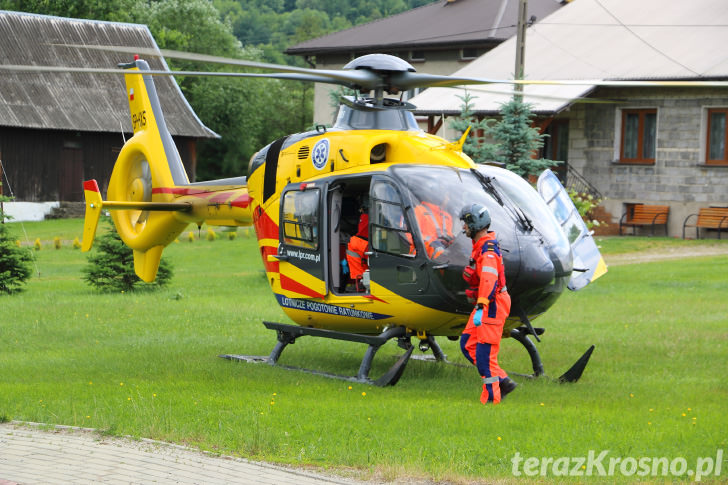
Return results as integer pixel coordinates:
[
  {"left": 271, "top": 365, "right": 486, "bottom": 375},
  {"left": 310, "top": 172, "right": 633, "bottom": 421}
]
[{"left": 0, "top": 422, "right": 369, "bottom": 485}]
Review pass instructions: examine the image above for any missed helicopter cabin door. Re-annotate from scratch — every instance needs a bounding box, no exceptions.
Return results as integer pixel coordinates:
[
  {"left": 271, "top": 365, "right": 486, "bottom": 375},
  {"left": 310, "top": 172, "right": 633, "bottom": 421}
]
[
  {"left": 537, "top": 169, "right": 607, "bottom": 290},
  {"left": 366, "top": 176, "right": 430, "bottom": 299},
  {"left": 276, "top": 183, "right": 327, "bottom": 299}
]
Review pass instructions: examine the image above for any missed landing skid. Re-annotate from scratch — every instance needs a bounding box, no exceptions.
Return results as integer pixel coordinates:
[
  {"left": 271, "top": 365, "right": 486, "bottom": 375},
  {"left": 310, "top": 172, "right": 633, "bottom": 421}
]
[
  {"left": 220, "top": 322, "right": 446, "bottom": 386},
  {"left": 509, "top": 326, "right": 595, "bottom": 383}
]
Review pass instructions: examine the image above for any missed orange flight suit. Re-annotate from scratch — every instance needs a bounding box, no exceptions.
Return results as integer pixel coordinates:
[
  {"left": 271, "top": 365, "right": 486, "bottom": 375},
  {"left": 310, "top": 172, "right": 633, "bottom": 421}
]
[
  {"left": 413, "top": 201, "right": 454, "bottom": 258},
  {"left": 460, "top": 231, "right": 511, "bottom": 404},
  {"left": 346, "top": 213, "right": 369, "bottom": 288}
]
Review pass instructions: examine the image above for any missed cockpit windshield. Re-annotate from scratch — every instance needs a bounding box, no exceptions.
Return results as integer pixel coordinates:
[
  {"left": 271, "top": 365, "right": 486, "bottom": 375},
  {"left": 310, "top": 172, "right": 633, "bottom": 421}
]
[
  {"left": 390, "top": 166, "right": 505, "bottom": 263},
  {"left": 390, "top": 165, "right": 570, "bottom": 262},
  {"left": 478, "top": 165, "right": 570, "bottom": 251}
]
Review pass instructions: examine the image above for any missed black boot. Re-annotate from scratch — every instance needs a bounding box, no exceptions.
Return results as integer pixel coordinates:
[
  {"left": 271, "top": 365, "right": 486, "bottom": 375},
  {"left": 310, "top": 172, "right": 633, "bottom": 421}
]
[{"left": 500, "top": 377, "right": 517, "bottom": 398}]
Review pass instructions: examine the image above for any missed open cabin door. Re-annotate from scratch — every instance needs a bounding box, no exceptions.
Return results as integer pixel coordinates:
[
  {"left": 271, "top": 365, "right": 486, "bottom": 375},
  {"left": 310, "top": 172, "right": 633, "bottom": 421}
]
[
  {"left": 367, "top": 175, "right": 431, "bottom": 299},
  {"left": 276, "top": 183, "right": 327, "bottom": 298},
  {"left": 537, "top": 170, "right": 607, "bottom": 290}
]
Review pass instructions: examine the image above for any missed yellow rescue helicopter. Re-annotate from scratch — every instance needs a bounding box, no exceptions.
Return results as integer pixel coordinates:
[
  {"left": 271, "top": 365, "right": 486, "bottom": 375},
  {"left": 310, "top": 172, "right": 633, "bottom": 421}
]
[{"left": 23, "top": 51, "right": 615, "bottom": 386}]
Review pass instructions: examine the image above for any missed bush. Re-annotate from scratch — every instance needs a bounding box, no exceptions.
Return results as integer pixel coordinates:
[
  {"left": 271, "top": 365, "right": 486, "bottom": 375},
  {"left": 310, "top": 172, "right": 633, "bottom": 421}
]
[
  {"left": 82, "top": 219, "right": 173, "bottom": 292},
  {"left": 568, "top": 189, "right": 606, "bottom": 230},
  {"left": 0, "top": 197, "right": 33, "bottom": 294}
]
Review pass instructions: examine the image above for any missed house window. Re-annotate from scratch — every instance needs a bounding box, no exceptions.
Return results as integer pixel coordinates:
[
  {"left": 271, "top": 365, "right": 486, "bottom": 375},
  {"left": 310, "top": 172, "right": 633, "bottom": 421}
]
[
  {"left": 410, "top": 51, "right": 425, "bottom": 62},
  {"left": 620, "top": 108, "right": 656, "bottom": 164},
  {"left": 461, "top": 48, "right": 478, "bottom": 60},
  {"left": 706, "top": 108, "right": 728, "bottom": 165}
]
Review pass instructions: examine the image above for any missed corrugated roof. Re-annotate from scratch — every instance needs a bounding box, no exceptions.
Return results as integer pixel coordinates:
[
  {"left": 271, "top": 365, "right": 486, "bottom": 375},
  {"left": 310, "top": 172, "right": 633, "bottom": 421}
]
[
  {"left": 286, "top": 0, "right": 564, "bottom": 55},
  {"left": 410, "top": 0, "right": 728, "bottom": 115},
  {"left": 0, "top": 11, "right": 217, "bottom": 138}
]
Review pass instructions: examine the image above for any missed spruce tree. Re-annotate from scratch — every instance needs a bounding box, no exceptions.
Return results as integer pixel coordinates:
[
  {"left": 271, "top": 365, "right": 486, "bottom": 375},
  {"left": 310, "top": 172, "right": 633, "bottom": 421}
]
[
  {"left": 82, "top": 218, "right": 172, "bottom": 292},
  {"left": 451, "top": 95, "right": 558, "bottom": 178},
  {"left": 448, "top": 91, "right": 494, "bottom": 164},
  {"left": 0, "top": 192, "right": 33, "bottom": 295},
  {"left": 487, "top": 98, "right": 555, "bottom": 178}
]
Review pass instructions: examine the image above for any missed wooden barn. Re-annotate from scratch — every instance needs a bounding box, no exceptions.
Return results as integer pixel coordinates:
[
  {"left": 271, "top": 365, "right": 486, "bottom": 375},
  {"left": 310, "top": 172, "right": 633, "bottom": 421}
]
[{"left": 0, "top": 11, "right": 217, "bottom": 208}]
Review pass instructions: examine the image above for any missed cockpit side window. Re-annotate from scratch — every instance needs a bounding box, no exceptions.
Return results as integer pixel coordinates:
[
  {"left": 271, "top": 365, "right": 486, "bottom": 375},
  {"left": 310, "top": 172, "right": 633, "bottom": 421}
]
[
  {"left": 370, "top": 181, "right": 414, "bottom": 257},
  {"left": 282, "top": 188, "right": 320, "bottom": 249}
]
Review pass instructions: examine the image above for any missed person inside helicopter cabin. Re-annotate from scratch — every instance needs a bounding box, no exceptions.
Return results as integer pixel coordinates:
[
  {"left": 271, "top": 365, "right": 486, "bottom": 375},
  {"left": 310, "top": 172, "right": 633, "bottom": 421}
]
[
  {"left": 410, "top": 190, "right": 455, "bottom": 259},
  {"left": 345, "top": 195, "right": 370, "bottom": 292},
  {"left": 459, "top": 203, "right": 517, "bottom": 404}
]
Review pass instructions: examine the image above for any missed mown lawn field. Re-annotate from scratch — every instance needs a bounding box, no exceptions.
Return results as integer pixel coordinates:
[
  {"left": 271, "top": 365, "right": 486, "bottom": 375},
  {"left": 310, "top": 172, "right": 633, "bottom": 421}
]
[{"left": 1, "top": 219, "right": 727, "bottom": 483}]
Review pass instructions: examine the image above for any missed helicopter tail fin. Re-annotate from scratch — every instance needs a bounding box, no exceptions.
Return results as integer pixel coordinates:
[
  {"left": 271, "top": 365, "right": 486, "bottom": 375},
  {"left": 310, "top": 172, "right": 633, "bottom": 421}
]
[{"left": 85, "top": 58, "right": 253, "bottom": 282}]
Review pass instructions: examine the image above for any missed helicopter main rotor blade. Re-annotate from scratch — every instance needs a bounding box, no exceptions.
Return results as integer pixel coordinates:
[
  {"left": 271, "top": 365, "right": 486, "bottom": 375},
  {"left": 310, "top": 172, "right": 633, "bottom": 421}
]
[
  {"left": 56, "top": 44, "right": 382, "bottom": 88},
  {"left": 0, "top": 64, "right": 354, "bottom": 86},
  {"left": 392, "top": 71, "right": 728, "bottom": 89},
  {"left": 15, "top": 44, "right": 728, "bottom": 92}
]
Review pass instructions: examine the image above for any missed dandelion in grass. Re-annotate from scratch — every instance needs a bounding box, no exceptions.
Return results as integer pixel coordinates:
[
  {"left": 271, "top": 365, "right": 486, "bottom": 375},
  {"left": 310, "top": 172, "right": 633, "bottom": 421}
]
[
  {"left": 120, "top": 382, "right": 124, "bottom": 386},
  {"left": 497, "top": 436, "right": 502, "bottom": 441},
  {"left": 630, "top": 393, "right": 634, "bottom": 398},
  {"left": 348, "top": 386, "right": 352, "bottom": 390},
  {"left": 540, "top": 403, "right": 544, "bottom": 406},
  {"left": 362, "top": 392, "right": 366, "bottom": 397}
]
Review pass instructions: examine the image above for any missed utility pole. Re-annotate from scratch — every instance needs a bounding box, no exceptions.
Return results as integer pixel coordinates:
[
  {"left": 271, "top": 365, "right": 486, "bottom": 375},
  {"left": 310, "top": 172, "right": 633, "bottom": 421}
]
[{"left": 514, "top": 0, "right": 528, "bottom": 101}]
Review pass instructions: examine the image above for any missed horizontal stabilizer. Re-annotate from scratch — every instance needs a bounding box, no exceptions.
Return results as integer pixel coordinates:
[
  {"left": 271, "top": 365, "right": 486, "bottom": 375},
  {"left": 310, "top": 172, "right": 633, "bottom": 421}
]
[{"left": 82, "top": 180, "right": 103, "bottom": 252}]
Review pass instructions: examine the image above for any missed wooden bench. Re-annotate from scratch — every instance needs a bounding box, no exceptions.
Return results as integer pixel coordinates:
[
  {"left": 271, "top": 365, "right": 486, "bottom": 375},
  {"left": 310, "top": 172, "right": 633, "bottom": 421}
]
[
  {"left": 619, "top": 204, "right": 669, "bottom": 236},
  {"left": 682, "top": 207, "right": 728, "bottom": 239}
]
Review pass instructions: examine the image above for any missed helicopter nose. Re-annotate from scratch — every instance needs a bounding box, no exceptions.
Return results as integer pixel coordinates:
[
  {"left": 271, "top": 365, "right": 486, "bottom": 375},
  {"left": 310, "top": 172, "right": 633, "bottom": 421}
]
[{"left": 517, "top": 236, "right": 556, "bottom": 289}]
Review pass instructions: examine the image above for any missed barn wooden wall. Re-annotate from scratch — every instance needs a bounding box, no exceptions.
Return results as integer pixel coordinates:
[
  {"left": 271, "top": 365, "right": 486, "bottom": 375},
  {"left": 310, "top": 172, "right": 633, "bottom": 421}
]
[{"left": 0, "top": 127, "right": 196, "bottom": 202}]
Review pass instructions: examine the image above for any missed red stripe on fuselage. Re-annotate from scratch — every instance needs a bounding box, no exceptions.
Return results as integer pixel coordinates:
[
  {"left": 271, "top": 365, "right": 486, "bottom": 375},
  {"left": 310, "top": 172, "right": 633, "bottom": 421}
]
[
  {"left": 151, "top": 187, "right": 250, "bottom": 208},
  {"left": 364, "top": 293, "right": 388, "bottom": 304},
  {"left": 231, "top": 194, "right": 251, "bottom": 208},
  {"left": 152, "top": 187, "right": 209, "bottom": 196},
  {"left": 280, "top": 274, "right": 325, "bottom": 299},
  {"left": 254, "top": 208, "right": 278, "bottom": 241}
]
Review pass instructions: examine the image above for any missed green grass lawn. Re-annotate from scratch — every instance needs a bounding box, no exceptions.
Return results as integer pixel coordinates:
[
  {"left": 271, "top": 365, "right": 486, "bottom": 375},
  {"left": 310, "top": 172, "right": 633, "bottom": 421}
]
[{"left": 2, "top": 219, "right": 727, "bottom": 483}]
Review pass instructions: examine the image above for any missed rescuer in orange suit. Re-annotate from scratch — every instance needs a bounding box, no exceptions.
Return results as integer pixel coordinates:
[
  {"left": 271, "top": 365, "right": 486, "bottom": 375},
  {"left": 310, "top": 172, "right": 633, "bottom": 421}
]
[
  {"left": 411, "top": 194, "right": 455, "bottom": 259},
  {"left": 459, "top": 203, "right": 517, "bottom": 404},
  {"left": 345, "top": 196, "right": 369, "bottom": 291}
]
